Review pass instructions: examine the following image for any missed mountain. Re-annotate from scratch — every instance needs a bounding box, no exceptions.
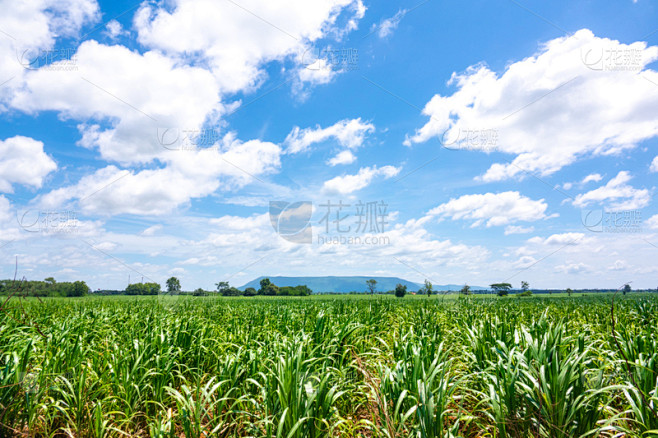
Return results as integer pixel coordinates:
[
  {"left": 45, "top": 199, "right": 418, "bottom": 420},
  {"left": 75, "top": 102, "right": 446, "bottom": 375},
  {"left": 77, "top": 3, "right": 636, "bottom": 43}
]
[{"left": 239, "top": 276, "right": 487, "bottom": 293}]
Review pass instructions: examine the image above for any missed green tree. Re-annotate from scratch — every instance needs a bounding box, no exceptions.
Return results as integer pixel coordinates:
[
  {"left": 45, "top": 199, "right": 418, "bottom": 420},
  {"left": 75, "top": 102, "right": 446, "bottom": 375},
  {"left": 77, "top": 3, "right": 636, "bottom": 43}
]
[
  {"left": 243, "top": 287, "right": 257, "bottom": 297},
  {"left": 192, "top": 288, "right": 206, "bottom": 296},
  {"left": 491, "top": 282, "right": 512, "bottom": 297},
  {"left": 366, "top": 279, "right": 377, "bottom": 295},
  {"left": 215, "top": 281, "right": 230, "bottom": 294},
  {"left": 125, "top": 282, "right": 160, "bottom": 295},
  {"left": 460, "top": 284, "right": 471, "bottom": 296},
  {"left": 623, "top": 284, "right": 631, "bottom": 295},
  {"left": 394, "top": 283, "right": 407, "bottom": 298},
  {"left": 223, "top": 287, "right": 242, "bottom": 297},
  {"left": 521, "top": 281, "right": 529, "bottom": 293},
  {"left": 424, "top": 279, "right": 433, "bottom": 297},
  {"left": 295, "top": 285, "right": 312, "bottom": 296},
  {"left": 166, "top": 277, "right": 181, "bottom": 294},
  {"left": 566, "top": 288, "right": 573, "bottom": 297},
  {"left": 69, "top": 281, "right": 89, "bottom": 297},
  {"left": 44, "top": 277, "right": 56, "bottom": 286},
  {"left": 259, "top": 278, "right": 279, "bottom": 296}
]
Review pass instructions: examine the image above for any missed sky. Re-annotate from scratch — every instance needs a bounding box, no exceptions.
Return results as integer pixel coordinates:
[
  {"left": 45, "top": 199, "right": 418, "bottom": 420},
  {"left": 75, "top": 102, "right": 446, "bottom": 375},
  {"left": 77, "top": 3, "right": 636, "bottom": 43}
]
[{"left": 0, "top": 0, "right": 657, "bottom": 291}]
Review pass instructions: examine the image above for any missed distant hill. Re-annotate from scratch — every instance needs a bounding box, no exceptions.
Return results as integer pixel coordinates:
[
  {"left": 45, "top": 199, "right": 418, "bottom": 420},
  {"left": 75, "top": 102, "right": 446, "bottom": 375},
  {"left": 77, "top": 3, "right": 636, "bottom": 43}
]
[{"left": 239, "top": 276, "right": 487, "bottom": 293}]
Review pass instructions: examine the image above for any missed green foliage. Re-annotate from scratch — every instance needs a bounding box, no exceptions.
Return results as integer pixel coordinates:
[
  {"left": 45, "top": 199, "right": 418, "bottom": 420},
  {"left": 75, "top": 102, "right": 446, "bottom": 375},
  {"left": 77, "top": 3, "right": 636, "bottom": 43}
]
[
  {"left": 491, "top": 282, "right": 512, "bottom": 297},
  {"left": 70, "top": 281, "right": 89, "bottom": 297},
  {"left": 1, "top": 293, "right": 657, "bottom": 436},
  {"left": 259, "top": 278, "right": 279, "bottom": 296},
  {"left": 215, "top": 281, "right": 229, "bottom": 294},
  {"left": 395, "top": 283, "right": 407, "bottom": 298},
  {"left": 243, "top": 287, "right": 257, "bottom": 297},
  {"left": 424, "top": 279, "right": 433, "bottom": 297},
  {"left": 222, "top": 287, "right": 242, "bottom": 297},
  {"left": 0, "top": 278, "right": 88, "bottom": 297},
  {"left": 460, "top": 284, "right": 471, "bottom": 295},
  {"left": 166, "top": 277, "right": 181, "bottom": 293},
  {"left": 366, "top": 278, "right": 377, "bottom": 294},
  {"left": 125, "top": 282, "right": 161, "bottom": 295}
]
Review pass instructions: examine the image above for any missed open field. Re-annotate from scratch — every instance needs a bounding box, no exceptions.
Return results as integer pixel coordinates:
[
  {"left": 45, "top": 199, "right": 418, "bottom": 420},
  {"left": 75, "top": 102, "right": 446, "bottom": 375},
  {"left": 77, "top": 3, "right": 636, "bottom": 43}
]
[{"left": 1, "top": 294, "right": 658, "bottom": 437}]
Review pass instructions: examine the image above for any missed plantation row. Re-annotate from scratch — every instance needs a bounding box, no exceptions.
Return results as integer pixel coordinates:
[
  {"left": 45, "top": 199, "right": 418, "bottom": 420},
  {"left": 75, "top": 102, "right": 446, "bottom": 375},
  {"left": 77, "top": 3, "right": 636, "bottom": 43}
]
[{"left": 1, "top": 295, "right": 657, "bottom": 437}]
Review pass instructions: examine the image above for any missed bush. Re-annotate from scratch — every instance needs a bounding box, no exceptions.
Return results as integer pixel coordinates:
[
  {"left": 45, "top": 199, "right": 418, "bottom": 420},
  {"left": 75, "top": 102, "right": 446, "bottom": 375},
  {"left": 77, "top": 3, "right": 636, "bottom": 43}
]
[{"left": 395, "top": 283, "right": 407, "bottom": 298}]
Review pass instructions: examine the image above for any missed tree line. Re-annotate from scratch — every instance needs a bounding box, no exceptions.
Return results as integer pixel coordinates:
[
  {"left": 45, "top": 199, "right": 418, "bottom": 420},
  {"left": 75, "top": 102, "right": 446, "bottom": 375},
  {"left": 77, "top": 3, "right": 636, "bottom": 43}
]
[
  {"left": 162, "top": 277, "right": 313, "bottom": 297},
  {"left": 0, "top": 277, "right": 89, "bottom": 297}
]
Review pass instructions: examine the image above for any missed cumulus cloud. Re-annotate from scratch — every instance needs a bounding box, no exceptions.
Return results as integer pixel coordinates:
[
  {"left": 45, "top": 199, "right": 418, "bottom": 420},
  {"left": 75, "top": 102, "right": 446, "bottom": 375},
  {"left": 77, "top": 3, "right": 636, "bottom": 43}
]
[
  {"left": 0, "top": 0, "right": 99, "bottom": 103},
  {"left": 37, "top": 135, "right": 281, "bottom": 215},
  {"left": 12, "top": 40, "right": 222, "bottom": 166},
  {"left": 327, "top": 150, "right": 356, "bottom": 166},
  {"left": 134, "top": 0, "right": 366, "bottom": 93},
  {"left": 572, "top": 171, "right": 650, "bottom": 210},
  {"left": 285, "top": 118, "right": 375, "bottom": 154},
  {"left": 322, "top": 165, "right": 400, "bottom": 195},
  {"left": 428, "top": 191, "right": 552, "bottom": 227},
  {"left": 582, "top": 173, "right": 603, "bottom": 184},
  {"left": 0, "top": 136, "right": 57, "bottom": 192},
  {"left": 104, "top": 20, "right": 128, "bottom": 40},
  {"left": 405, "top": 29, "right": 658, "bottom": 181}
]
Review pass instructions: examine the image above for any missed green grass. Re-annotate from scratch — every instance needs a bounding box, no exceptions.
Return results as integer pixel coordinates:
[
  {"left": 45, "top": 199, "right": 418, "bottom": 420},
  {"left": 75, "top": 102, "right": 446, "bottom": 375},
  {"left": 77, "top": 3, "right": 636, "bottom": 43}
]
[{"left": 1, "top": 293, "right": 657, "bottom": 437}]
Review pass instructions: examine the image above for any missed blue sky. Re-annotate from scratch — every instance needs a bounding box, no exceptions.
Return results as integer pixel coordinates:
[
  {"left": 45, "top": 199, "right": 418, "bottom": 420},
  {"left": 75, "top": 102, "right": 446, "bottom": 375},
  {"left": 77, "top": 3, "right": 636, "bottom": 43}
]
[{"left": 0, "top": 0, "right": 657, "bottom": 291}]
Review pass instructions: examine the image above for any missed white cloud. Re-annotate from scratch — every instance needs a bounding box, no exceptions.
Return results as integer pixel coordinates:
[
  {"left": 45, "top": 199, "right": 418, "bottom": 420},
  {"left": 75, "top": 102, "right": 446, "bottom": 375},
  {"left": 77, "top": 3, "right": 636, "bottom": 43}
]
[
  {"left": 38, "top": 135, "right": 281, "bottom": 215},
  {"left": 0, "top": 136, "right": 57, "bottom": 192},
  {"left": 555, "top": 262, "right": 591, "bottom": 274},
  {"left": 12, "top": 40, "right": 222, "bottom": 166},
  {"left": 104, "top": 20, "right": 128, "bottom": 40},
  {"left": 374, "top": 9, "right": 407, "bottom": 38},
  {"left": 428, "top": 191, "right": 552, "bottom": 227},
  {"left": 527, "top": 232, "right": 586, "bottom": 246},
  {"left": 327, "top": 150, "right": 356, "bottom": 166},
  {"left": 0, "top": 0, "right": 99, "bottom": 104},
  {"left": 647, "top": 214, "right": 658, "bottom": 229},
  {"left": 608, "top": 259, "right": 628, "bottom": 271},
  {"left": 141, "top": 225, "right": 162, "bottom": 236},
  {"left": 572, "top": 171, "right": 650, "bottom": 210},
  {"left": 285, "top": 118, "right": 374, "bottom": 154},
  {"left": 504, "top": 225, "right": 535, "bottom": 235},
  {"left": 651, "top": 156, "right": 658, "bottom": 172},
  {"left": 134, "top": 0, "right": 366, "bottom": 93},
  {"left": 582, "top": 173, "right": 603, "bottom": 184},
  {"left": 322, "top": 165, "right": 400, "bottom": 195},
  {"left": 405, "top": 29, "right": 658, "bottom": 181}
]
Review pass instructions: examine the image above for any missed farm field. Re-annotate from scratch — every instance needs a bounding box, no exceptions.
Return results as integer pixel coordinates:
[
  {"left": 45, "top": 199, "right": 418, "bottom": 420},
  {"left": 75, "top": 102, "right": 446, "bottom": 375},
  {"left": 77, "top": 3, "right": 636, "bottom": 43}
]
[{"left": 1, "top": 294, "right": 657, "bottom": 437}]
